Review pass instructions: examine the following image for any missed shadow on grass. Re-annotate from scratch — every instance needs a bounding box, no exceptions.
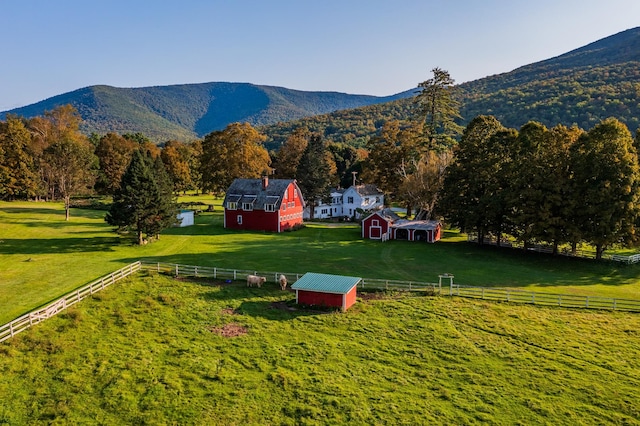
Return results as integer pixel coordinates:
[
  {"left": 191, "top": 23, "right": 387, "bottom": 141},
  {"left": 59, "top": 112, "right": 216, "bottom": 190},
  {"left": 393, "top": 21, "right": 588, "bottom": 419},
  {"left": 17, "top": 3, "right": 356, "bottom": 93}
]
[{"left": 0, "top": 237, "right": 120, "bottom": 254}]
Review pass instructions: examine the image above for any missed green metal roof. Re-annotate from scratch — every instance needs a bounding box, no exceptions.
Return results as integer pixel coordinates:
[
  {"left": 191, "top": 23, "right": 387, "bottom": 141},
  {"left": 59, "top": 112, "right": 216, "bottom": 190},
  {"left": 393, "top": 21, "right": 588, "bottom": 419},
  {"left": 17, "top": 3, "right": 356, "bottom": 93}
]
[{"left": 291, "top": 272, "right": 361, "bottom": 294}]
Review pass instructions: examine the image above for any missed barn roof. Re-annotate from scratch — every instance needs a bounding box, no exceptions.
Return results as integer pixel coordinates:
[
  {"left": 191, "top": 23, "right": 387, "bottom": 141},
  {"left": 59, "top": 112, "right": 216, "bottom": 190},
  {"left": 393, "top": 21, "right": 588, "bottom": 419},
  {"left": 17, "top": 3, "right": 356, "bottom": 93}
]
[
  {"left": 392, "top": 219, "right": 440, "bottom": 231},
  {"left": 291, "top": 272, "right": 361, "bottom": 294},
  {"left": 223, "top": 178, "right": 305, "bottom": 209}
]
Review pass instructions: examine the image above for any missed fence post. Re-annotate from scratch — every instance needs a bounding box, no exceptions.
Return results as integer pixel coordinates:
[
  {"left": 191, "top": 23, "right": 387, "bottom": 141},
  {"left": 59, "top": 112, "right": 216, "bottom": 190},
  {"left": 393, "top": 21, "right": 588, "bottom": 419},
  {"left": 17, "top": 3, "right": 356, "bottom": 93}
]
[
  {"left": 613, "top": 299, "right": 617, "bottom": 310},
  {"left": 175, "top": 264, "right": 179, "bottom": 276},
  {"left": 214, "top": 267, "right": 217, "bottom": 279},
  {"left": 586, "top": 296, "right": 589, "bottom": 308},
  {"left": 482, "top": 288, "right": 485, "bottom": 299},
  {"left": 234, "top": 270, "right": 237, "bottom": 280}
]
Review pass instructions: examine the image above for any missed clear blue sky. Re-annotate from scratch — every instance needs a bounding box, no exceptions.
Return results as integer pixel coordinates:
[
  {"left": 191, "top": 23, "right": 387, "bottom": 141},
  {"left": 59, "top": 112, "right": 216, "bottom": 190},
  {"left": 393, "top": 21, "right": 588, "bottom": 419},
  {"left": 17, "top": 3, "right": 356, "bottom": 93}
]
[{"left": 1, "top": 0, "right": 639, "bottom": 110}]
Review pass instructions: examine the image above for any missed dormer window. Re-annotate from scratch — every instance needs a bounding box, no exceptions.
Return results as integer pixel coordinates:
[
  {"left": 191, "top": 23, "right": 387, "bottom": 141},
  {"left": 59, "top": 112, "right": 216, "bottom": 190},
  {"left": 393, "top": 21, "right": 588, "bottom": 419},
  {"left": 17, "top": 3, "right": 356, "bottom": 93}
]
[
  {"left": 265, "top": 204, "right": 275, "bottom": 212},
  {"left": 227, "top": 202, "right": 237, "bottom": 210},
  {"left": 242, "top": 202, "right": 253, "bottom": 211}
]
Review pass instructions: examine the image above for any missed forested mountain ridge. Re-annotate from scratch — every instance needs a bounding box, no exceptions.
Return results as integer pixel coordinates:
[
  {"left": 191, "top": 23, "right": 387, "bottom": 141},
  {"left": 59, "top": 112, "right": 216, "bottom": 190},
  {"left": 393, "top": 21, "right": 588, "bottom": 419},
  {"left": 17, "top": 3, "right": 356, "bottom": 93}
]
[
  {"left": 2, "top": 27, "right": 639, "bottom": 145},
  {"left": 0, "top": 83, "right": 413, "bottom": 142},
  {"left": 261, "top": 27, "right": 640, "bottom": 148}
]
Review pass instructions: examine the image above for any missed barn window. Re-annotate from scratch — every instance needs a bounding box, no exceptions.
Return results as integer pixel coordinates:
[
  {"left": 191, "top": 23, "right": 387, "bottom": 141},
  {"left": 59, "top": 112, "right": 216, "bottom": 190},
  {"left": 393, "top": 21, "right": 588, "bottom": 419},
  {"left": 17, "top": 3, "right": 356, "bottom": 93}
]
[
  {"left": 288, "top": 202, "right": 294, "bottom": 208},
  {"left": 242, "top": 203, "right": 253, "bottom": 211},
  {"left": 372, "top": 219, "right": 379, "bottom": 226},
  {"left": 237, "top": 215, "right": 243, "bottom": 224},
  {"left": 265, "top": 204, "right": 275, "bottom": 212},
  {"left": 294, "top": 189, "right": 298, "bottom": 198},
  {"left": 282, "top": 203, "right": 287, "bottom": 211},
  {"left": 227, "top": 202, "right": 237, "bottom": 210}
]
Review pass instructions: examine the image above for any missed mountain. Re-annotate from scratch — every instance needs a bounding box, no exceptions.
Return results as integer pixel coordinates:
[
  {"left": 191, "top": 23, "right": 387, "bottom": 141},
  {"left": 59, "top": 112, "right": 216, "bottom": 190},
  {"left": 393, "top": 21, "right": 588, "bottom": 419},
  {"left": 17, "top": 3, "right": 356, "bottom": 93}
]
[
  {"left": 260, "top": 27, "right": 640, "bottom": 148},
  {"left": 3, "top": 27, "right": 639, "bottom": 145},
  {"left": 0, "top": 82, "right": 414, "bottom": 142},
  {"left": 457, "top": 27, "right": 640, "bottom": 131}
]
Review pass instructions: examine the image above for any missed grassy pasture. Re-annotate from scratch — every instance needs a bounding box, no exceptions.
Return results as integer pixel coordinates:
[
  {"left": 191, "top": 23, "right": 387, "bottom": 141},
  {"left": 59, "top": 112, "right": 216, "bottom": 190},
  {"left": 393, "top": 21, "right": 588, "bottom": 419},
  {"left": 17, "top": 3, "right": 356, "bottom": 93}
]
[
  {"left": 0, "top": 273, "right": 639, "bottom": 424},
  {"left": 2, "top": 200, "right": 640, "bottom": 324}
]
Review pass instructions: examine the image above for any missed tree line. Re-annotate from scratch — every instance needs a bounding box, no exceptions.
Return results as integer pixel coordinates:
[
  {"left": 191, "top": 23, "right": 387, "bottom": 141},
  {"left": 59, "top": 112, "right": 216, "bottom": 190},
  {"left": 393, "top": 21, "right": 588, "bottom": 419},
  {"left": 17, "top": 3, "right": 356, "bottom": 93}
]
[{"left": 3, "top": 67, "right": 640, "bottom": 257}]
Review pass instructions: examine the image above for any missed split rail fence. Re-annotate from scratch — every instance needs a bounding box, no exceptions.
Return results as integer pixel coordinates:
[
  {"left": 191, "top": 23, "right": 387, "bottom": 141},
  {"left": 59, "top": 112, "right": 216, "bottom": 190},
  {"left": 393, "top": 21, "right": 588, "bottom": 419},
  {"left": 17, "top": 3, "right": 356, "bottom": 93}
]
[{"left": 2, "top": 261, "right": 639, "bottom": 344}]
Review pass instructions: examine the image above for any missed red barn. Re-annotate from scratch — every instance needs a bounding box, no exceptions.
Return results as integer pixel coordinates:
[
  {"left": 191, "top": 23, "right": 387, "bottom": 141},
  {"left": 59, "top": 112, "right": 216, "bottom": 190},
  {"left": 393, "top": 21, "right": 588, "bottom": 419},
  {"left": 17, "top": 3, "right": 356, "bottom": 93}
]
[
  {"left": 362, "top": 208, "right": 442, "bottom": 243},
  {"left": 223, "top": 177, "right": 305, "bottom": 232},
  {"left": 291, "top": 272, "right": 361, "bottom": 312}
]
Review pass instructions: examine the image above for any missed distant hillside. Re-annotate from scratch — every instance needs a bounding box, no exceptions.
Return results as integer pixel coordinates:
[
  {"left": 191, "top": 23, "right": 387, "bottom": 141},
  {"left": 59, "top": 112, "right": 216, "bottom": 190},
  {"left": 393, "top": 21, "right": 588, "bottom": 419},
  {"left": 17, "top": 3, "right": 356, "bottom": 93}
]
[
  {"left": 0, "top": 83, "right": 413, "bottom": 142},
  {"left": 261, "top": 27, "right": 640, "bottom": 148}
]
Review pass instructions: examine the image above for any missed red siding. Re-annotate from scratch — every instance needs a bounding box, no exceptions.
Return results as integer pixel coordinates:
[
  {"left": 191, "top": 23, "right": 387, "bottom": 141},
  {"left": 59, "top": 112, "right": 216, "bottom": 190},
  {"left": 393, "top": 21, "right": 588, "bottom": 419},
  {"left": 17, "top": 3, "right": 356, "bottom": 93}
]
[
  {"left": 297, "top": 288, "right": 358, "bottom": 311},
  {"left": 344, "top": 287, "right": 357, "bottom": 311},
  {"left": 298, "top": 291, "right": 344, "bottom": 309},
  {"left": 362, "top": 212, "right": 390, "bottom": 239},
  {"left": 224, "top": 182, "right": 304, "bottom": 233}
]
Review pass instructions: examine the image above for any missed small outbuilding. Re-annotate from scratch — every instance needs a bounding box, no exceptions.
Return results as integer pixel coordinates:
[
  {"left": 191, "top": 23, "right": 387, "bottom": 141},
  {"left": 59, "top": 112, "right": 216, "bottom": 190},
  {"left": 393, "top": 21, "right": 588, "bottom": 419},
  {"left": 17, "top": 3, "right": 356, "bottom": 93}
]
[
  {"left": 291, "top": 272, "right": 362, "bottom": 312},
  {"left": 176, "top": 210, "right": 195, "bottom": 227}
]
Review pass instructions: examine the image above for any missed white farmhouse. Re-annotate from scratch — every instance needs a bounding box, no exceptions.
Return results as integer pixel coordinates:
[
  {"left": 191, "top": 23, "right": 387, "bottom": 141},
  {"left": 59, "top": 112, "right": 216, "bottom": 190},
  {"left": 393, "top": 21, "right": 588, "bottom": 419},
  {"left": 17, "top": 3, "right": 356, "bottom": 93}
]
[{"left": 304, "top": 184, "right": 384, "bottom": 220}]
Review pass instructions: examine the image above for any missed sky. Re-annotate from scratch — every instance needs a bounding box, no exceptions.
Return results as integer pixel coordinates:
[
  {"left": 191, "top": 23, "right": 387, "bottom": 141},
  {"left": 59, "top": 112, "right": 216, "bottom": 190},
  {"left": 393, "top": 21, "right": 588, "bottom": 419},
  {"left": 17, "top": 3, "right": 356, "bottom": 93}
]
[{"left": 1, "top": 0, "right": 639, "bottom": 111}]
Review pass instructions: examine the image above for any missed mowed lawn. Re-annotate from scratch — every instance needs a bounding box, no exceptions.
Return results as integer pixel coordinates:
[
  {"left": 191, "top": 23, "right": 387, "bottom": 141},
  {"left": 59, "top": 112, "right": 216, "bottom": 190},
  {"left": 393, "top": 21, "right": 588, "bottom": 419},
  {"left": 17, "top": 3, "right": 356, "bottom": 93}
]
[
  {"left": 1, "top": 273, "right": 639, "bottom": 425},
  {"left": 1, "top": 200, "right": 640, "bottom": 324}
]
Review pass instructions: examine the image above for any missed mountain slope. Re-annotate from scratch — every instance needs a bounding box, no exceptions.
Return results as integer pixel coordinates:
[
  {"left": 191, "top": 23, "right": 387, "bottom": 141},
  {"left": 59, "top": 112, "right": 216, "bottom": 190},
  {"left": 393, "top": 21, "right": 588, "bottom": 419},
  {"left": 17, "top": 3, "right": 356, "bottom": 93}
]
[
  {"left": 0, "top": 82, "right": 413, "bottom": 142},
  {"left": 260, "top": 27, "right": 640, "bottom": 147}
]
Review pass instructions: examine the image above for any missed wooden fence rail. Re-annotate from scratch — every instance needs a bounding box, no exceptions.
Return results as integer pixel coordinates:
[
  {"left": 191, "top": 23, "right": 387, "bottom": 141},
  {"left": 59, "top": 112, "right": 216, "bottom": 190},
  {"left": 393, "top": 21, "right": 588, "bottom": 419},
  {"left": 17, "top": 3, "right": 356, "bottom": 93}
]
[
  {"left": 449, "top": 284, "right": 640, "bottom": 312},
  {"left": 0, "top": 262, "right": 142, "bottom": 343},
  {"left": 3, "top": 261, "right": 639, "bottom": 344}
]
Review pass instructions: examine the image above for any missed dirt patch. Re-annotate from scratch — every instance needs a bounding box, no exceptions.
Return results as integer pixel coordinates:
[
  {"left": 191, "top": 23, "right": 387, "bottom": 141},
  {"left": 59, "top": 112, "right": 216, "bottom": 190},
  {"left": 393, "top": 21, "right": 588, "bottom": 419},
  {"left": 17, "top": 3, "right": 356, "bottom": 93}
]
[
  {"left": 209, "top": 323, "right": 248, "bottom": 337},
  {"left": 221, "top": 307, "right": 239, "bottom": 315}
]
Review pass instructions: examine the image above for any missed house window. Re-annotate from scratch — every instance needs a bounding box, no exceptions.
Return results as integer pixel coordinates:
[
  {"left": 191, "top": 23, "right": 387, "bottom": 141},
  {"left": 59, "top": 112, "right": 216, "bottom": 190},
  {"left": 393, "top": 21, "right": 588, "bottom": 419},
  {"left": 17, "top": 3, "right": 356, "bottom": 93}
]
[
  {"left": 288, "top": 202, "right": 294, "bottom": 208},
  {"left": 265, "top": 204, "right": 275, "bottom": 212},
  {"left": 376, "top": 196, "right": 381, "bottom": 203},
  {"left": 237, "top": 215, "right": 243, "bottom": 224},
  {"left": 227, "top": 202, "right": 237, "bottom": 210},
  {"left": 347, "top": 196, "right": 354, "bottom": 204},
  {"left": 372, "top": 219, "right": 379, "bottom": 226},
  {"left": 242, "top": 203, "right": 253, "bottom": 211},
  {"left": 364, "top": 197, "right": 370, "bottom": 204},
  {"left": 321, "top": 209, "right": 328, "bottom": 215}
]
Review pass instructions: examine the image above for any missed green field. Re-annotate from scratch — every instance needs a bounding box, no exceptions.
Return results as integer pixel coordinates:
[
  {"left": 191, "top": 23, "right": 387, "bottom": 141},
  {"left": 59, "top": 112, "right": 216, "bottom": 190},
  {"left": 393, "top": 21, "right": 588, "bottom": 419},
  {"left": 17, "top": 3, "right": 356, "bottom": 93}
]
[
  {"left": 2, "top": 201, "right": 640, "bottom": 424},
  {"left": 1, "top": 273, "right": 639, "bottom": 424},
  {"left": 1, "top": 200, "right": 640, "bottom": 324}
]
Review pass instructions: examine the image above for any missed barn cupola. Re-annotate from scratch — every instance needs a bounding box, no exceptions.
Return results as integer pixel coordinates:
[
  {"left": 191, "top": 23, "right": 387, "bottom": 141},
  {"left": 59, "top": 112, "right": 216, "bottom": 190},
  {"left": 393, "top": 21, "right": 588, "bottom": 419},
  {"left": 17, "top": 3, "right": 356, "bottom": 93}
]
[{"left": 261, "top": 176, "right": 269, "bottom": 190}]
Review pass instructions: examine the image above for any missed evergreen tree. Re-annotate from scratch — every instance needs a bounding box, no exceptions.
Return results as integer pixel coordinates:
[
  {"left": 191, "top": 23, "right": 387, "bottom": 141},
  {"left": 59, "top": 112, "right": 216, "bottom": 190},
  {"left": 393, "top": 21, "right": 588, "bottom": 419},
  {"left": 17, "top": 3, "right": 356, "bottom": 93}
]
[
  {"left": 106, "top": 150, "right": 177, "bottom": 244},
  {"left": 296, "top": 134, "right": 332, "bottom": 219},
  {"left": 414, "top": 67, "right": 463, "bottom": 150}
]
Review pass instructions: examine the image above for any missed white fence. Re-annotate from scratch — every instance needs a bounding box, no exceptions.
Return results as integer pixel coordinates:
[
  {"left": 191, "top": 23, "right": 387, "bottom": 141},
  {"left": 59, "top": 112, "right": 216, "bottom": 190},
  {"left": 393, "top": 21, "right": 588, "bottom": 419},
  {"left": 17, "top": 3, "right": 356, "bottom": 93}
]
[
  {"left": 449, "top": 284, "right": 640, "bottom": 312},
  {"left": 466, "top": 234, "right": 640, "bottom": 264},
  {"left": 3, "top": 261, "right": 639, "bottom": 344},
  {"left": 0, "top": 262, "right": 142, "bottom": 343}
]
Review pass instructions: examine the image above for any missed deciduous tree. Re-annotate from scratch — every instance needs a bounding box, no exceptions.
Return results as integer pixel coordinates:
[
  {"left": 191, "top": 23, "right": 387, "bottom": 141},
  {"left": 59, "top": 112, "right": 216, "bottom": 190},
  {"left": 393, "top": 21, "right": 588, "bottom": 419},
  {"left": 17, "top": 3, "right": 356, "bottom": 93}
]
[
  {"left": 95, "top": 133, "right": 138, "bottom": 195},
  {"left": 41, "top": 137, "right": 97, "bottom": 220},
  {"left": 569, "top": 118, "right": 640, "bottom": 259},
  {"left": 200, "top": 123, "right": 271, "bottom": 194},
  {"left": 0, "top": 116, "right": 39, "bottom": 200}
]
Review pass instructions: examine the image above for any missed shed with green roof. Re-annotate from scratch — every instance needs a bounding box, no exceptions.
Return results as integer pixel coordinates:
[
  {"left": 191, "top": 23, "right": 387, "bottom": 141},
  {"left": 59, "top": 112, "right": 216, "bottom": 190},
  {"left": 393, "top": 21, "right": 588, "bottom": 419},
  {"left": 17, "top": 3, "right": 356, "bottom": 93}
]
[{"left": 291, "top": 272, "right": 361, "bottom": 311}]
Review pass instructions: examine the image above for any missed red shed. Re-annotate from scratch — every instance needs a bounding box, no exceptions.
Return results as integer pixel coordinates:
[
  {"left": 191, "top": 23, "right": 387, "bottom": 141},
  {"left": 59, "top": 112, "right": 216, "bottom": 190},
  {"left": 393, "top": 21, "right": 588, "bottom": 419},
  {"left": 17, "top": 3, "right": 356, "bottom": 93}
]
[
  {"left": 361, "top": 208, "right": 400, "bottom": 240},
  {"left": 362, "top": 208, "right": 442, "bottom": 243},
  {"left": 223, "top": 177, "right": 305, "bottom": 233},
  {"left": 291, "top": 272, "right": 362, "bottom": 312}
]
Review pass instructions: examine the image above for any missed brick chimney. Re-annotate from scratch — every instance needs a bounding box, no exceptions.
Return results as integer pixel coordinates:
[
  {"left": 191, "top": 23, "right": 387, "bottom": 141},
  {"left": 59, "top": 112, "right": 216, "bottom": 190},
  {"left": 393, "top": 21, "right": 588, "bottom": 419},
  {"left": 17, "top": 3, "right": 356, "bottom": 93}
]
[{"left": 262, "top": 176, "right": 269, "bottom": 190}]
